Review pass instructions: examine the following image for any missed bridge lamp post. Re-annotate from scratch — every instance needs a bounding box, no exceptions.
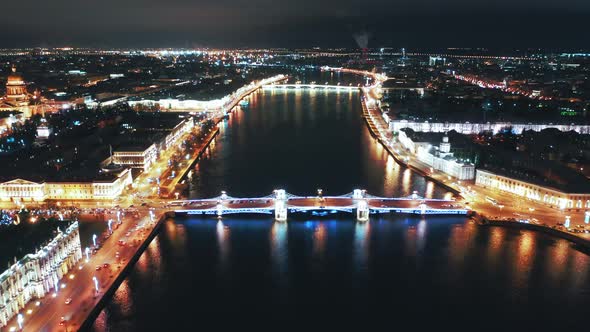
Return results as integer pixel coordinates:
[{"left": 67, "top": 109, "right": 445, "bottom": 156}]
[
  {"left": 85, "top": 247, "right": 90, "bottom": 262},
  {"left": 108, "top": 219, "right": 113, "bottom": 233},
  {"left": 92, "top": 234, "right": 97, "bottom": 247},
  {"left": 174, "top": 192, "right": 180, "bottom": 200}
]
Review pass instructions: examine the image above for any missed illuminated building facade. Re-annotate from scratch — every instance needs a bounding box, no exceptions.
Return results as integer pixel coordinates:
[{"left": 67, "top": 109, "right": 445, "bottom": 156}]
[
  {"left": 0, "top": 67, "right": 30, "bottom": 110},
  {"left": 0, "top": 112, "right": 22, "bottom": 136},
  {"left": 390, "top": 120, "right": 590, "bottom": 135},
  {"left": 0, "top": 222, "right": 82, "bottom": 328},
  {"left": 476, "top": 169, "right": 590, "bottom": 209},
  {"left": 398, "top": 130, "right": 475, "bottom": 180},
  {"left": 113, "top": 143, "right": 158, "bottom": 170},
  {"left": 164, "top": 118, "right": 194, "bottom": 150},
  {"left": 0, "top": 168, "right": 133, "bottom": 202}
]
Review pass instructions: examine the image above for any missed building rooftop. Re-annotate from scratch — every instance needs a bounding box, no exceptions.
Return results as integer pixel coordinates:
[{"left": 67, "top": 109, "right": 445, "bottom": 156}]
[{"left": 0, "top": 219, "right": 72, "bottom": 269}]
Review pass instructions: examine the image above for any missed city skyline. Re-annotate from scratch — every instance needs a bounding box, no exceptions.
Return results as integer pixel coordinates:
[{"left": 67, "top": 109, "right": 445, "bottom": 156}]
[{"left": 1, "top": 4, "right": 590, "bottom": 329}]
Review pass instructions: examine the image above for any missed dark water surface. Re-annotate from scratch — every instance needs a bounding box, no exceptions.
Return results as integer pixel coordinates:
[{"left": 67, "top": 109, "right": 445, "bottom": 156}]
[{"left": 91, "top": 87, "right": 590, "bottom": 331}]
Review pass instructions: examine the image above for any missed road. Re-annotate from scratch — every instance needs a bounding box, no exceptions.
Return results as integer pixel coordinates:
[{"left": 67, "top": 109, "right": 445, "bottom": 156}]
[{"left": 3, "top": 208, "right": 164, "bottom": 332}]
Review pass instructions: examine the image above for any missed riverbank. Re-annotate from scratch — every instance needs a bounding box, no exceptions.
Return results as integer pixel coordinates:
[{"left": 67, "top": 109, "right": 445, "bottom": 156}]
[
  {"left": 473, "top": 212, "right": 590, "bottom": 249},
  {"left": 159, "top": 126, "right": 220, "bottom": 198},
  {"left": 2, "top": 208, "right": 167, "bottom": 332},
  {"left": 360, "top": 88, "right": 590, "bottom": 249},
  {"left": 360, "top": 90, "right": 461, "bottom": 196},
  {"left": 78, "top": 211, "right": 167, "bottom": 331}
]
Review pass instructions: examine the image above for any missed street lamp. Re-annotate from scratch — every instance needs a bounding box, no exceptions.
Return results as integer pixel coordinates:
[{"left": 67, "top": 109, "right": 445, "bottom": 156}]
[
  {"left": 174, "top": 192, "right": 180, "bottom": 200},
  {"left": 92, "top": 276, "right": 99, "bottom": 293},
  {"left": 85, "top": 247, "right": 90, "bottom": 262},
  {"left": 565, "top": 216, "right": 571, "bottom": 229},
  {"left": 585, "top": 211, "right": 589, "bottom": 224},
  {"left": 17, "top": 314, "right": 23, "bottom": 330},
  {"left": 108, "top": 219, "right": 113, "bottom": 233},
  {"left": 92, "top": 234, "right": 97, "bottom": 247}
]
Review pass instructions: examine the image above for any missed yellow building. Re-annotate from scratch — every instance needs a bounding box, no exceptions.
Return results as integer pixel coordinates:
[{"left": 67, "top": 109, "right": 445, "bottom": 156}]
[
  {"left": 112, "top": 143, "right": 158, "bottom": 170},
  {"left": 476, "top": 169, "right": 590, "bottom": 210},
  {"left": 0, "top": 168, "right": 133, "bottom": 203},
  {"left": 2, "top": 67, "right": 30, "bottom": 108}
]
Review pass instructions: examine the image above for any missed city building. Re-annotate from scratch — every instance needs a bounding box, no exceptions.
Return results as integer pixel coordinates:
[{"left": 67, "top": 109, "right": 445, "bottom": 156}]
[
  {"left": 390, "top": 120, "right": 590, "bottom": 135},
  {"left": 0, "top": 168, "right": 133, "bottom": 203},
  {"left": 112, "top": 143, "right": 158, "bottom": 170},
  {"left": 398, "top": 129, "right": 475, "bottom": 180},
  {"left": 0, "top": 222, "right": 82, "bottom": 328},
  {"left": 475, "top": 169, "right": 590, "bottom": 209},
  {"left": 0, "top": 112, "right": 23, "bottom": 136},
  {"left": 35, "top": 118, "right": 52, "bottom": 139},
  {"left": 0, "top": 67, "right": 30, "bottom": 111}
]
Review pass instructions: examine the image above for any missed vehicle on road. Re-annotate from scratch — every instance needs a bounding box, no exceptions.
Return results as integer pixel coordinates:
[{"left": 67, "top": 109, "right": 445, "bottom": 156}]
[
  {"left": 95, "top": 266, "right": 101, "bottom": 271},
  {"left": 485, "top": 196, "right": 500, "bottom": 206}
]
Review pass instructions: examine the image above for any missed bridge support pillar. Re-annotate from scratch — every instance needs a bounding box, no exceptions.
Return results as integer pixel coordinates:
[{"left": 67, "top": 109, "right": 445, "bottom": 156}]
[
  {"left": 274, "top": 189, "right": 288, "bottom": 222},
  {"left": 356, "top": 200, "right": 369, "bottom": 222},
  {"left": 420, "top": 203, "right": 426, "bottom": 215},
  {"left": 275, "top": 200, "right": 288, "bottom": 222},
  {"left": 217, "top": 203, "right": 223, "bottom": 218}
]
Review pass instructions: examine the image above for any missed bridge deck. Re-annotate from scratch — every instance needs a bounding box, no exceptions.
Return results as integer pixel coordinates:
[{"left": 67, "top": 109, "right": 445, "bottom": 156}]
[{"left": 171, "top": 194, "right": 467, "bottom": 216}]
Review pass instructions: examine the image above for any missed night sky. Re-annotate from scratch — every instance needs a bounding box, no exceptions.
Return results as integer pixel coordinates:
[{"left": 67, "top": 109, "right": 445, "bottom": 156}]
[{"left": 2, "top": 0, "right": 589, "bottom": 48}]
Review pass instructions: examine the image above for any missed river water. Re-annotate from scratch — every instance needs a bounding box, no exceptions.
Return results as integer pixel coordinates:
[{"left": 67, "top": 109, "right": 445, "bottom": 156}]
[{"left": 90, "top": 76, "right": 590, "bottom": 331}]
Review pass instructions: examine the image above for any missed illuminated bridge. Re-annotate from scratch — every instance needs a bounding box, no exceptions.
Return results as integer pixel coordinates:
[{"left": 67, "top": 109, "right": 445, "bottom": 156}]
[
  {"left": 169, "top": 189, "right": 468, "bottom": 222},
  {"left": 262, "top": 84, "right": 360, "bottom": 91}
]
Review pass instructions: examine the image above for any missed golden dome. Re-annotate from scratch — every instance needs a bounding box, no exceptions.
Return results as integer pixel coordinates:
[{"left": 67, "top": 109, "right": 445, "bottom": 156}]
[{"left": 7, "top": 66, "right": 24, "bottom": 85}]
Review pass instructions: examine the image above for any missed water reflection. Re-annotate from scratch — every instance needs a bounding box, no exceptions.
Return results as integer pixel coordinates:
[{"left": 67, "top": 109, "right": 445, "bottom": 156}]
[
  {"left": 402, "top": 168, "right": 412, "bottom": 195},
  {"left": 353, "top": 221, "right": 371, "bottom": 271},
  {"left": 425, "top": 181, "right": 434, "bottom": 199},
  {"left": 513, "top": 231, "right": 536, "bottom": 290},
  {"left": 270, "top": 221, "right": 288, "bottom": 276},
  {"left": 216, "top": 220, "right": 231, "bottom": 272},
  {"left": 546, "top": 237, "right": 571, "bottom": 282},
  {"left": 416, "top": 218, "right": 427, "bottom": 253},
  {"left": 111, "top": 279, "right": 134, "bottom": 317},
  {"left": 312, "top": 222, "right": 327, "bottom": 258}
]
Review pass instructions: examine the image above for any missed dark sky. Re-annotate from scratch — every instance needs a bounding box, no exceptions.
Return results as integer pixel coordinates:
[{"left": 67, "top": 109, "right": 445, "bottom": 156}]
[{"left": 2, "top": 0, "right": 589, "bottom": 49}]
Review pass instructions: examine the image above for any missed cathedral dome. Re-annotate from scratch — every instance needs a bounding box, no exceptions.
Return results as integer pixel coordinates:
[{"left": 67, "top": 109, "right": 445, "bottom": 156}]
[{"left": 7, "top": 67, "right": 24, "bottom": 86}]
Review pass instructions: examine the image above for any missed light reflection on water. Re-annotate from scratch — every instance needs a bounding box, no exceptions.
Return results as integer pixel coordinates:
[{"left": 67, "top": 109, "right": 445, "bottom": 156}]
[
  {"left": 93, "top": 76, "right": 590, "bottom": 330},
  {"left": 94, "top": 216, "right": 590, "bottom": 331}
]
